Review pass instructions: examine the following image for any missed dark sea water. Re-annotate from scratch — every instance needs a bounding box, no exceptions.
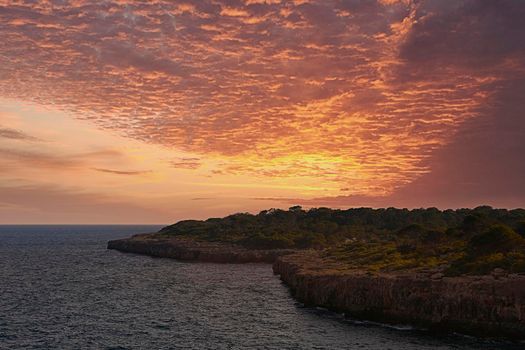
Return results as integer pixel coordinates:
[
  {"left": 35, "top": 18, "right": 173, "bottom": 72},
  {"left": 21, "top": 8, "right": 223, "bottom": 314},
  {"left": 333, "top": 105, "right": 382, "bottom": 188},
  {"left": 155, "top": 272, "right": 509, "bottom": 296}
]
[{"left": 0, "top": 225, "right": 522, "bottom": 350}]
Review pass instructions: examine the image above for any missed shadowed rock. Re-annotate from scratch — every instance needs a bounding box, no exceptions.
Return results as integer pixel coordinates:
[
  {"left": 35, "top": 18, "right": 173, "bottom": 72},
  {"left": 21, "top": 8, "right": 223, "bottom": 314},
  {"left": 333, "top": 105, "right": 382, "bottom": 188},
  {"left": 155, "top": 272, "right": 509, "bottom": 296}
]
[
  {"left": 273, "top": 251, "right": 525, "bottom": 340},
  {"left": 107, "top": 233, "right": 296, "bottom": 263}
]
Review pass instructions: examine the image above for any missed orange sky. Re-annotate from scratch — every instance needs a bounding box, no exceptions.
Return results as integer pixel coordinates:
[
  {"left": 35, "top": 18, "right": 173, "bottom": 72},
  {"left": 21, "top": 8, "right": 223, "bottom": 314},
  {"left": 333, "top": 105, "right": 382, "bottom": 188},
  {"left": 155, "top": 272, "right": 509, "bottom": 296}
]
[{"left": 1, "top": 0, "right": 524, "bottom": 223}]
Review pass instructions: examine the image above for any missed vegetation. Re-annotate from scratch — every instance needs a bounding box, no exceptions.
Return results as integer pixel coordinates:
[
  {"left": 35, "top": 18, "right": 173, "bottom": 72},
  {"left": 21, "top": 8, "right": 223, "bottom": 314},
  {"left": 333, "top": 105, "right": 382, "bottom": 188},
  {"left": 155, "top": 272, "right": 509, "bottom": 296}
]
[{"left": 158, "top": 206, "right": 525, "bottom": 275}]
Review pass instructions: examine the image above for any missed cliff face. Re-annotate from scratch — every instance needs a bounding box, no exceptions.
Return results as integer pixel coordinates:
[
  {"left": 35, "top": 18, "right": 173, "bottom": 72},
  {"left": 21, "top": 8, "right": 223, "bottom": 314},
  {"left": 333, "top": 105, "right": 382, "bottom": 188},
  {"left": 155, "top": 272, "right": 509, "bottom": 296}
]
[
  {"left": 109, "top": 234, "right": 525, "bottom": 339},
  {"left": 273, "top": 252, "right": 525, "bottom": 340},
  {"left": 107, "top": 234, "right": 294, "bottom": 263}
]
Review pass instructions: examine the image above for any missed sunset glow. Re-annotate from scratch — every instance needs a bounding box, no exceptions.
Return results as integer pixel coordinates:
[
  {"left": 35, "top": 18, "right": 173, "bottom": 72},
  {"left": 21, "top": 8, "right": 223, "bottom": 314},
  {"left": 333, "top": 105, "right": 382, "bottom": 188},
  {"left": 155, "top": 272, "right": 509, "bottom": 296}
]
[{"left": 1, "top": 0, "right": 524, "bottom": 223}]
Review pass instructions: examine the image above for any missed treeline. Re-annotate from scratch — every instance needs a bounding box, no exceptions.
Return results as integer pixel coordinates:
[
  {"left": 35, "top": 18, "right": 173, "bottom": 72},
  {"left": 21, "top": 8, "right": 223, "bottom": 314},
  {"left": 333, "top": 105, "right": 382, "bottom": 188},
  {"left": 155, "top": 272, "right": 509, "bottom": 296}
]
[{"left": 159, "top": 205, "right": 525, "bottom": 250}]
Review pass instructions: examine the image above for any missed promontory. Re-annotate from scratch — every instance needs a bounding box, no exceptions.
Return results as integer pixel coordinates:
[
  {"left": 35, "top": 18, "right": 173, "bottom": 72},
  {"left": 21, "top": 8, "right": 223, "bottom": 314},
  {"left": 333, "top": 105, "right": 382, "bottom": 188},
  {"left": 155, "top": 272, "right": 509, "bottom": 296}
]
[{"left": 108, "top": 206, "right": 525, "bottom": 340}]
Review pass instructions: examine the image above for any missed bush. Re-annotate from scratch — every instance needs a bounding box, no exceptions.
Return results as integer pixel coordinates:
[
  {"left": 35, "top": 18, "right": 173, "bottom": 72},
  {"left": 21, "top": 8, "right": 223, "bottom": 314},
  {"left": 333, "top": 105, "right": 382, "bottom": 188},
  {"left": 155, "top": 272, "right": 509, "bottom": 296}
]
[
  {"left": 397, "top": 224, "right": 426, "bottom": 239},
  {"left": 158, "top": 206, "right": 525, "bottom": 275},
  {"left": 468, "top": 225, "right": 524, "bottom": 253},
  {"left": 295, "top": 232, "right": 327, "bottom": 249},
  {"left": 515, "top": 221, "right": 525, "bottom": 237},
  {"left": 241, "top": 233, "right": 295, "bottom": 249}
]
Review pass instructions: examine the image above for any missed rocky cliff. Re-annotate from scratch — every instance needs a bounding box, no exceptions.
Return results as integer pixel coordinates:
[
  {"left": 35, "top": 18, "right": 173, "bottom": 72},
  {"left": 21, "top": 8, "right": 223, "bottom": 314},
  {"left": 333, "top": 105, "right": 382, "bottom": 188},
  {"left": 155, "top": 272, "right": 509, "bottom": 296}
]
[
  {"left": 107, "top": 234, "right": 294, "bottom": 263},
  {"left": 273, "top": 251, "right": 525, "bottom": 340}
]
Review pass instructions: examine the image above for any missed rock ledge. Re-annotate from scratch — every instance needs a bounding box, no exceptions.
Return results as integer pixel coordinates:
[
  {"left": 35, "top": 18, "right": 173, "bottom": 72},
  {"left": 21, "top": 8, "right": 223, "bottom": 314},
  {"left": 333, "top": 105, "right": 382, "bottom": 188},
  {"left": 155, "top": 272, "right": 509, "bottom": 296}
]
[
  {"left": 273, "top": 251, "right": 525, "bottom": 340},
  {"left": 107, "top": 234, "right": 295, "bottom": 263}
]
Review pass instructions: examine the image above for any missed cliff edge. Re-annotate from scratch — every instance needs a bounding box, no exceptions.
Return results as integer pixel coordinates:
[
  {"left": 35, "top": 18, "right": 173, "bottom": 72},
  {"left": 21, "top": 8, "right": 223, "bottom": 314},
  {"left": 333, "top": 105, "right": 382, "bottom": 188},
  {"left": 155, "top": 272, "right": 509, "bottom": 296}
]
[
  {"left": 273, "top": 251, "right": 525, "bottom": 340},
  {"left": 107, "top": 233, "right": 295, "bottom": 263}
]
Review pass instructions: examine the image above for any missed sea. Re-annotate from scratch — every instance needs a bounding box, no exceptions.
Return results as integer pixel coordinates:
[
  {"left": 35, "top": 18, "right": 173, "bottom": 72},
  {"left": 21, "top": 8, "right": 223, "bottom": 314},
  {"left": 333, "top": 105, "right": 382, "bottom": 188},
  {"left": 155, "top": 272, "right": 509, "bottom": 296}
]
[{"left": 0, "top": 225, "right": 522, "bottom": 350}]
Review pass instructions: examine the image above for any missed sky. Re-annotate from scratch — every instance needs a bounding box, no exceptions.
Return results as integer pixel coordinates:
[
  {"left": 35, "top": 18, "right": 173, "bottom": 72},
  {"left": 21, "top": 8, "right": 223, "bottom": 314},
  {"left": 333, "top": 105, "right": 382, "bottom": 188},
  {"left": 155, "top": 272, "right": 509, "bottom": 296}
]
[{"left": 0, "top": 0, "right": 524, "bottom": 223}]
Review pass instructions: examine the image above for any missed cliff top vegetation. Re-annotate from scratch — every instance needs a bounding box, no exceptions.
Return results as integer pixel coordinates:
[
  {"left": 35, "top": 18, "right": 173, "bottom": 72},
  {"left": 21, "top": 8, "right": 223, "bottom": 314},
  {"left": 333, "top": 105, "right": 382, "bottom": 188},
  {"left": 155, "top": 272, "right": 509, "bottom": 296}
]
[{"left": 158, "top": 206, "right": 525, "bottom": 275}]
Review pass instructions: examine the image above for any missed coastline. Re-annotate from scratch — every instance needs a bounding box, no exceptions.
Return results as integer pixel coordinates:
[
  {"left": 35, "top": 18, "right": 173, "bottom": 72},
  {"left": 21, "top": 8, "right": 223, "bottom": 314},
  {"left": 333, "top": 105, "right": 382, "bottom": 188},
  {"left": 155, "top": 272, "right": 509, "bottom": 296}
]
[
  {"left": 108, "top": 234, "right": 525, "bottom": 340},
  {"left": 273, "top": 251, "right": 525, "bottom": 340},
  {"left": 107, "top": 234, "right": 295, "bottom": 263}
]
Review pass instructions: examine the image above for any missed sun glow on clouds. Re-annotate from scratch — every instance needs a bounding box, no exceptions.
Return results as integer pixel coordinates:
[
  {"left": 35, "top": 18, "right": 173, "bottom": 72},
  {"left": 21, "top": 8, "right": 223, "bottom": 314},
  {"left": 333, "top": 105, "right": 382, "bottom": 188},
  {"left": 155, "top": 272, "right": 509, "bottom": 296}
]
[
  {"left": 0, "top": 99, "right": 314, "bottom": 222},
  {"left": 0, "top": 0, "right": 524, "bottom": 222}
]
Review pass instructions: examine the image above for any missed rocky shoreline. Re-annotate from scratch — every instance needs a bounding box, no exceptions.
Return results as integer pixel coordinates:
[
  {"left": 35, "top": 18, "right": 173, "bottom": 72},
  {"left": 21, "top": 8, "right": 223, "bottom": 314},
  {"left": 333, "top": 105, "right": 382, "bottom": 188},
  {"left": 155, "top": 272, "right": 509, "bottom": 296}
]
[
  {"left": 273, "top": 251, "right": 525, "bottom": 340},
  {"left": 108, "top": 235, "right": 525, "bottom": 340},
  {"left": 107, "top": 234, "right": 295, "bottom": 263}
]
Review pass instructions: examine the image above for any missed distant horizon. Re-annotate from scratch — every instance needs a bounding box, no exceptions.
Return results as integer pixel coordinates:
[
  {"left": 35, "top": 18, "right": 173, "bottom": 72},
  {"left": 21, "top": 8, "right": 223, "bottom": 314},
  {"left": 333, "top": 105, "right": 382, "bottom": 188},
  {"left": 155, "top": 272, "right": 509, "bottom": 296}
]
[
  {"left": 0, "top": 223, "right": 167, "bottom": 226},
  {"left": 2, "top": 204, "right": 524, "bottom": 225}
]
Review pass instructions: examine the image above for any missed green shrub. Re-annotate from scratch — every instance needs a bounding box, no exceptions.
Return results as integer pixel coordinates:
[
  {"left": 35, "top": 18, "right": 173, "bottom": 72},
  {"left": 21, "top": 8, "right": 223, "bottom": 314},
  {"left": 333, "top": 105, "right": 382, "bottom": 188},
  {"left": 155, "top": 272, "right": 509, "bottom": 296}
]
[
  {"left": 515, "top": 221, "right": 525, "bottom": 237},
  {"left": 468, "top": 225, "right": 524, "bottom": 253},
  {"left": 158, "top": 206, "right": 525, "bottom": 274},
  {"left": 241, "top": 233, "right": 295, "bottom": 249}
]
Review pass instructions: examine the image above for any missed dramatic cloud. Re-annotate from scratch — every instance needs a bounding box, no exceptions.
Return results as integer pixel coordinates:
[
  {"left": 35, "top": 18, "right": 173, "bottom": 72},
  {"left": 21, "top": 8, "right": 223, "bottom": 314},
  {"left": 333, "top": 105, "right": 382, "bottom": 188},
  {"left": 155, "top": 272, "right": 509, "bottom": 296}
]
[
  {"left": 268, "top": 0, "right": 525, "bottom": 209},
  {"left": 387, "top": 77, "right": 525, "bottom": 209},
  {"left": 399, "top": 0, "right": 525, "bottom": 70},
  {"left": 1, "top": 0, "right": 524, "bottom": 218}
]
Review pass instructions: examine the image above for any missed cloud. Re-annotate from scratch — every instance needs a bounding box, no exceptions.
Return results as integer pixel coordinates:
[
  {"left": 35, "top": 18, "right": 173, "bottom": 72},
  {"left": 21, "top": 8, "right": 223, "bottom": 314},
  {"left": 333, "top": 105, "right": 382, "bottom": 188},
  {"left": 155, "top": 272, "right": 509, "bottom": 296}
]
[
  {"left": 0, "top": 127, "right": 40, "bottom": 141},
  {"left": 386, "top": 77, "right": 525, "bottom": 208},
  {"left": 0, "top": 0, "right": 524, "bottom": 205},
  {"left": 92, "top": 168, "right": 151, "bottom": 176},
  {"left": 252, "top": 195, "right": 389, "bottom": 208},
  {"left": 170, "top": 157, "right": 201, "bottom": 169},
  {"left": 283, "top": 77, "right": 525, "bottom": 210},
  {"left": 0, "top": 183, "right": 169, "bottom": 224},
  {"left": 0, "top": 147, "right": 124, "bottom": 170},
  {"left": 0, "top": 148, "right": 80, "bottom": 168},
  {"left": 399, "top": 0, "right": 525, "bottom": 70}
]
